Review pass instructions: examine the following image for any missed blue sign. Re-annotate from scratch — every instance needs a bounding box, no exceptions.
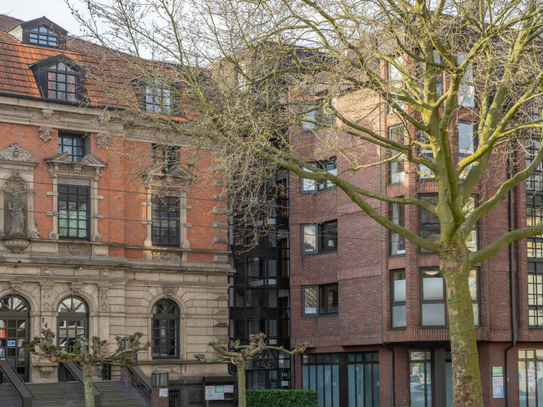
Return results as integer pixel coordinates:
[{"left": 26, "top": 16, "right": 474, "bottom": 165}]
[{"left": 7, "top": 340, "right": 16, "bottom": 347}]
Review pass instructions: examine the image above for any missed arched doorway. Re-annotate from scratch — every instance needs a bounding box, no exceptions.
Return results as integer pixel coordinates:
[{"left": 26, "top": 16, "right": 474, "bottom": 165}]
[
  {"left": 57, "top": 296, "right": 88, "bottom": 382},
  {"left": 0, "top": 295, "right": 30, "bottom": 381}
]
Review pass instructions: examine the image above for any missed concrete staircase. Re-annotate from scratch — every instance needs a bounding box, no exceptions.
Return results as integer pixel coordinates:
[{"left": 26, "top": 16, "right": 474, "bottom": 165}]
[{"left": 0, "top": 381, "right": 150, "bottom": 407}]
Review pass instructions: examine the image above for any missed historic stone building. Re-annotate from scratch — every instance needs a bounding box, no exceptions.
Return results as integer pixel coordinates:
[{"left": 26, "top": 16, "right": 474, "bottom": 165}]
[{"left": 0, "top": 13, "right": 232, "bottom": 401}]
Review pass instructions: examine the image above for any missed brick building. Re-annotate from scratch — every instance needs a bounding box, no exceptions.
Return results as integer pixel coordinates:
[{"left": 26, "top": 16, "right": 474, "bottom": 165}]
[
  {"left": 287, "top": 66, "right": 541, "bottom": 407},
  {"left": 0, "top": 14, "right": 233, "bottom": 406}
]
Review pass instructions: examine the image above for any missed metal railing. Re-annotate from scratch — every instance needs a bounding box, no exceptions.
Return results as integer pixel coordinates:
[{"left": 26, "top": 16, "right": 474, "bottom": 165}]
[
  {"left": 0, "top": 360, "right": 33, "bottom": 407},
  {"left": 128, "top": 365, "right": 152, "bottom": 402},
  {"left": 64, "top": 362, "right": 102, "bottom": 407}
]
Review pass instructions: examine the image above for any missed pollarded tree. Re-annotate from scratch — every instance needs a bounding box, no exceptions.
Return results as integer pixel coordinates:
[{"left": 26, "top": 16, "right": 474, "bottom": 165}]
[
  {"left": 195, "top": 333, "right": 310, "bottom": 407},
  {"left": 25, "top": 330, "right": 149, "bottom": 407},
  {"left": 69, "top": 0, "right": 543, "bottom": 405}
]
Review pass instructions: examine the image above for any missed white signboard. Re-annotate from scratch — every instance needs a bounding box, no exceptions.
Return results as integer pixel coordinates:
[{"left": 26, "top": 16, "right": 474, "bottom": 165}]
[
  {"left": 205, "top": 385, "right": 225, "bottom": 401},
  {"left": 159, "top": 388, "right": 168, "bottom": 398},
  {"left": 492, "top": 377, "right": 504, "bottom": 398},
  {"left": 224, "top": 385, "right": 234, "bottom": 393}
]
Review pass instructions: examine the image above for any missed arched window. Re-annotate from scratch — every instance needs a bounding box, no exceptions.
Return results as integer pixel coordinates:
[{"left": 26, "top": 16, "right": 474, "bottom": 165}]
[
  {"left": 152, "top": 299, "right": 179, "bottom": 359},
  {"left": 57, "top": 296, "right": 88, "bottom": 352},
  {"left": 0, "top": 295, "right": 30, "bottom": 381}
]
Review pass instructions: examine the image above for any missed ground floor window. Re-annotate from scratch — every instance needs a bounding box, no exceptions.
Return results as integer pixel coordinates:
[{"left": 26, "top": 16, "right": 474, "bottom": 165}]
[
  {"left": 348, "top": 352, "right": 380, "bottom": 407},
  {"left": 302, "top": 352, "right": 379, "bottom": 407},
  {"left": 302, "top": 354, "right": 340, "bottom": 407},
  {"left": 519, "top": 349, "right": 543, "bottom": 407},
  {"left": 409, "top": 349, "right": 452, "bottom": 407}
]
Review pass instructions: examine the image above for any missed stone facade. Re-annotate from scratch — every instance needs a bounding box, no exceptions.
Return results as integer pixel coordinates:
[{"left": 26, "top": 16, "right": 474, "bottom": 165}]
[{"left": 0, "top": 14, "right": 231, "bottom": 387}]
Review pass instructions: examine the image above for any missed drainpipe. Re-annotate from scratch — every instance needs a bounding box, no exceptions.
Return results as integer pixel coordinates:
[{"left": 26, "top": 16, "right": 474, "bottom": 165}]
[
  {"left": 504, "top": 151, "right": 516, "bottom": 407},
  {"left": 378, "top": 93, "right": 395, "bottom": 405}
]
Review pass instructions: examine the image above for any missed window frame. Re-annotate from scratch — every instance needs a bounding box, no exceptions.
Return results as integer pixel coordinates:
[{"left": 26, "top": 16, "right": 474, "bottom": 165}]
[
  {"left": 418, "top": 131, "right": 434, "bottom": 180},
  {"left": 303, "top": 284, "right": 339, "bottom": 317},
  {"left": 301, "top": 157, "right": 337, "bottom": 193},
  {"left": 58, "top": 184, "right": 90, "bottom": 240},
  {"left": 300, "top": 102, "right": 336, "bottom": 131},
  {"left": 151, "top": 299, "right": 180, "bottom": 360},
  {"left": 391, "top": 269, "right": 406, "bottom": 328},
  {"left": 420, "top": 268, "right": 447, "bottom": 327},
  {"left": 458, "top": 121, "right": 478, "bottom": 164},
  {"left": 457, "top": 52, "right": 476, "bottom": 108},
  {"left": 302, "top": 220, "right": 338, "bottom": 255},
  {"left": 388, "top": 124, "right": 405, "bottom": 184},
  {"left": 151, "top": 194, "right": 181, "bottom": 247},
  {"left": 30, "top": 56, "right": 86, "bottom": 102},
  {"left": 58, "top": 134, "right": 87, "bottom": 162},
  {"left": 389, "top": 202, "right": 405, "bottom": 256}
]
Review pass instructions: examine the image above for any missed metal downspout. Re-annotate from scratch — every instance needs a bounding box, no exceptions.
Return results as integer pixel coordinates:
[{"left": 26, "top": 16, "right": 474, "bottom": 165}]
[
  {"left": 378, "top": 94, "right": 395, "bottom": 405},
  {"left": 504, "top": 151, "right": 517, "bottom": 407}
]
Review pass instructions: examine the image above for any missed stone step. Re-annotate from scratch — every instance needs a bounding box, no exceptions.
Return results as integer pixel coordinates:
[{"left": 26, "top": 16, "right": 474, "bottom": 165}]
[{"left": 0, "top": 381, "right": 150, "bottom": 407}]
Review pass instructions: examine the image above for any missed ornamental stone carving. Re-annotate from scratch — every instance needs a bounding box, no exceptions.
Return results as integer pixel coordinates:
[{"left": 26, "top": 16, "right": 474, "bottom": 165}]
[
  {"left": 10, "top": 281, "right": 21, "bottom": 294},
  {"left": 4, "top": 178, "right": 27, "bottom": 237},
  {"left": 38, "top": 127, "right": 54, "bottom": 142},
  {"left": 0, "top": 144, "right": 35, "bottom": 162},
  {"left": 41, "top": 285, "right": 52, "bottom": 311},
  {"left": 151, "top": 251, "right": 181, "bottom": 262},
  {"left": 96, "top": 133, "right": 109, "bottom": 149},
  {"left": 164, "top": 287, "right": 176, "bottom": 298},
  {"left": 100, "top": 289, "right": 109, "bottom": 312},
  {"left": 41, "top": 109, "right": 53, "bottom": 119},
  {"left": 71, "top": 283, "right": 82, "bottom": 295},
  {"left": 38, "top": 366, "right": 55, "bottom": 378},
  {"left": 59, "top": 244, "right": 92, "bottom": 256}
]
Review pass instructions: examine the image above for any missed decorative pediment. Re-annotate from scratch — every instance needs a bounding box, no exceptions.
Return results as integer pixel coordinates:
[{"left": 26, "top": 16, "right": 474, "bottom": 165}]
[
  {"left": 0, "top": 144, "right": 35, "bottom": 163},
  {"left": 45, "top": 153, "right": 106, "bottom": 180},
  {"left": 142, "top": 164, "right": 194, "bottom": 189}
]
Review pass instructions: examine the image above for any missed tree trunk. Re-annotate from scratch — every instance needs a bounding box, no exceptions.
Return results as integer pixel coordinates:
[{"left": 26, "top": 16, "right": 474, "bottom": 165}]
[
  {"left": 237, "top": 362, "right": 246, "bottom": 407},
  {"left": 83, "top": 362, "right": 96, "bottom": 407},
  {"left": 442, "top": 260, "right": 483, "bottom": 407}
]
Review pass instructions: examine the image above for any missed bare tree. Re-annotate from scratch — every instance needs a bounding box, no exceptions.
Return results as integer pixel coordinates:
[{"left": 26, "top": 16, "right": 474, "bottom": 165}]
[
  {"left": 195, "top": 333, "right": 310, "bottom": 407},
  {"left": 25, "top": 330, "right": 149, "bottom": 407},
  {"left": 66, "top": 0, "right": 543, "bottom": 405}
]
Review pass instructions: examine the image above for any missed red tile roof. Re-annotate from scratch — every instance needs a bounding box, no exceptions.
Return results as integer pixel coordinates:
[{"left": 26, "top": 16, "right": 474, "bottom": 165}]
[
  {"left": 0, "top": 15, "right": 190, "bottom": 120},
  {"left": 0, "top": 15, "right": 23, "bottom": 33}
]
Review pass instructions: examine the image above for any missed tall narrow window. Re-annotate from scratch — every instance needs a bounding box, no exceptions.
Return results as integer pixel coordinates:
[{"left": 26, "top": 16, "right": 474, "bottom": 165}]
[
  {"left": 458, "top": 52, "right": 475, "bottom": 107},
  {"left": 458, "top": 122, "right": 477, "bottom": 174},
  {"left": 418, "top": 131, "right": 434, "bottom": 179},
  {"left": 57, "top": 297, "right": 88, "bottom": 352},
  {"left": 388, "top": 125, "right": 405, "bottom": 184},
  {"left": 469, "top": 269, "right": 480, "bottom": 326},
  {"left": 58, "top": 134, "right": 85, "bottom": 162},
  {"left": 152, "top": 195, "right": 180, "bottom": 247},
  {"left": 301, "top": 105, "right": 317, "bottom": 130},
  {"left": 419, "top": 194, "right": 440, "bottom": 253},
  {"left": 390, "top": 203, "right": 405, "bottom": 256},
  {"left": 151, "top": 299, "right": 179, "bottom": 359},
  {"left": 347, "top": 352, "right": 380, "bottom": 407},
  {"left": 421, "top": 268, "right": 446, "bottom": 326},
  {"left": 409, "top": 351, "right": 432, "bottom": 407},
  {"left": 58, "top": 185, "right": 89, "bottom": 239},
  {"left": 528, "top": 262, "right": 543, "bottom": 327},
  {"left": 526, "top": 138, "right": 543, "bottom": 191},
  {"left": 527, "top": 195, "right": 543, "bottom": 258},
  {"left": 391, "top": 270, "right": 406, "bottom": 328},
  {"left": 388, "top": 57, "right": 404, "bottom": 113}
]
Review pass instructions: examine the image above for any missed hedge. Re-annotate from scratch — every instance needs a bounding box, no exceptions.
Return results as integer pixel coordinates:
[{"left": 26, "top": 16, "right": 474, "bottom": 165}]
[{"left": 246, "top": 389, "right": 319, "bottom": 407}]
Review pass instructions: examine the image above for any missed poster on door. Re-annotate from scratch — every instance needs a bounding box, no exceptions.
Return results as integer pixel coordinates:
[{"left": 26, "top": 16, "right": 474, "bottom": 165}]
[{"left": 492, "top": 377, "right": 504, "bottom": 398}]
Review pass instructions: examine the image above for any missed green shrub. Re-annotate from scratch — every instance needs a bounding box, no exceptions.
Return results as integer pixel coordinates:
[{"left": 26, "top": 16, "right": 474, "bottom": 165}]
[{"left": 246, "top": 389, "right": 319, "bottom": 407}]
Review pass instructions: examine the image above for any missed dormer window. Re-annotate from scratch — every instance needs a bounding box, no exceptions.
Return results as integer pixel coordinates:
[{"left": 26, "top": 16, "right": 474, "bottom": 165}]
[
  {"left": 132, "top": 78, "right": 186, "bottom": 117},
  {"left": 30, "top": 55, "right": 86, "bottom": 102},
  {"left": 147, "top": 85, "right": 171, "bottom": 113},
  {"left": 28, "top": 25, "right": 59, "bottom": 46},
  {"left": 9, "top": 17, "right": 67, "bottom": 48}
]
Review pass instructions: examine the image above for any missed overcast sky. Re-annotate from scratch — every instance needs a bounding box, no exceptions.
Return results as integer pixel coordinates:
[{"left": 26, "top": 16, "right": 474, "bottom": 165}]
[{"left": 3, "top": 0, "right": 87, "bottom": 35}]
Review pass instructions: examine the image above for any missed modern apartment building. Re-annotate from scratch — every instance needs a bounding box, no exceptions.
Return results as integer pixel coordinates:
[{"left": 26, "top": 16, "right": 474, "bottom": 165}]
[{"left": 286, "top": 65, "right": 541, "bottom": 407}]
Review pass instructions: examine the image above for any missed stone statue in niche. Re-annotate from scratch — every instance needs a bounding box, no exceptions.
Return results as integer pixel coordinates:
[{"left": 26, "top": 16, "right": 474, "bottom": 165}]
[{"left": 4, "top": 179, "right": 27, "bottom": 236}]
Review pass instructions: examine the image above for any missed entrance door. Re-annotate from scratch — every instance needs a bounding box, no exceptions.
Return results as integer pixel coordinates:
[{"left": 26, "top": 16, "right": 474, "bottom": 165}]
[
  {"left": 0, "top": 295, "right": 30, "bottom": 382},
  {"left": 57, "top": 296, "right": 88, "bottom": 382}
]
